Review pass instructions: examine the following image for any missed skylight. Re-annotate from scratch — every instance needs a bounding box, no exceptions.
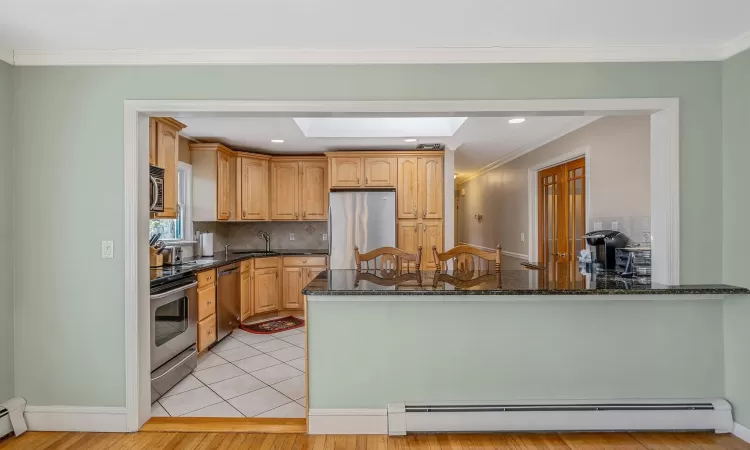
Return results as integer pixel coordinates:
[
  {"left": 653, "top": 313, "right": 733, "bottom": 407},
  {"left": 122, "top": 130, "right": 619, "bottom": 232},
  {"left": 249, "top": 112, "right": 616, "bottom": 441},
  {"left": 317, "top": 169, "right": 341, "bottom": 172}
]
[{"left": 293, "top": 117, "right": 468, "bottom": 138}]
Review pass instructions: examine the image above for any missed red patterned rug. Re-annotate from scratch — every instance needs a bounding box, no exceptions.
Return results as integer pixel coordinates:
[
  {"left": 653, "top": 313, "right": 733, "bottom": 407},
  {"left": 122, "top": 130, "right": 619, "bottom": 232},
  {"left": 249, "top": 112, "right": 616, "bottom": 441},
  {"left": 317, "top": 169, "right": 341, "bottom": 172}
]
[{"left": 240, "top": 316, "right": 305, "bottom": 334}]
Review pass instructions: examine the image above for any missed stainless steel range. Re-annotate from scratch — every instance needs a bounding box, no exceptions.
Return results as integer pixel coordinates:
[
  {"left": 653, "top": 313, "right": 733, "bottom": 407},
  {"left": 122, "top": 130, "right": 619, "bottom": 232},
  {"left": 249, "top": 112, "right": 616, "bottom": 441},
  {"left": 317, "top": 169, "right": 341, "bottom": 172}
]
[{"left": 150, "top": 273, "right": 198, "bottom": 403}]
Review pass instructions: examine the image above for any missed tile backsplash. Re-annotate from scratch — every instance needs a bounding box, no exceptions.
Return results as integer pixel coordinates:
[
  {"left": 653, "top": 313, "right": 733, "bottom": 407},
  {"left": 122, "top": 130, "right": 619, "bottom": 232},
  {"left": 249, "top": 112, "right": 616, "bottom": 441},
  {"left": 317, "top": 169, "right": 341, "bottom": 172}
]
[{"left": 194, "top": 221, "right": 329, "bottom": 251}]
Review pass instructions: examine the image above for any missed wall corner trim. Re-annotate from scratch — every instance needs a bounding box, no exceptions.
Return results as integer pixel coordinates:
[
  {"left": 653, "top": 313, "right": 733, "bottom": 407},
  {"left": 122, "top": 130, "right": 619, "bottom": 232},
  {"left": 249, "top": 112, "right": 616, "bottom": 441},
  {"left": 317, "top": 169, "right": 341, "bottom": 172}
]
[
  {"left": 24, "top": 406, "right": 128, "bottom": 432},
  {"left": 308, "top": 409, "right": 388, "bottom": 435},
  {"left": 733, "top": 422, "right": 750, "bottom": 443}
]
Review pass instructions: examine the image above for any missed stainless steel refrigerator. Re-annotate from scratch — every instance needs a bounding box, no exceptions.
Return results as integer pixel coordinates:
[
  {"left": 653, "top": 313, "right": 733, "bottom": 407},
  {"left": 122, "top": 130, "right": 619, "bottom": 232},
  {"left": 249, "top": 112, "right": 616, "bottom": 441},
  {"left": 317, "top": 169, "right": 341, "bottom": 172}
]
[{"left": 328, "top": 190, "right": 396, "bottom": 269}]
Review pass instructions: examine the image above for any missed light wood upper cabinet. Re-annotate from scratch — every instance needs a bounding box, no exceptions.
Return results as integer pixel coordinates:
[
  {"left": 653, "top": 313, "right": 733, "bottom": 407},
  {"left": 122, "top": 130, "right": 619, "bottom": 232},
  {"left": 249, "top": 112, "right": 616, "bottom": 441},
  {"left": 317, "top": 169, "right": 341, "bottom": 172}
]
[
  {"left": 364, "top": 157, "right": 396, "bottom": 187},
  {"left": 420, "top": 220, "right": 443, "bottom": 270},
  {"left": 253, "top": 267, "right": 279, "bottom": 314},
  {"left": 330, "top": 157, "right": 362, "bottom": 188},
  {"left": 282, "top": 267, "right": 304, "bottom": 309},
  {"left": 270, "top": 161, "right": 300, "bottom": 220},
  {"left": 217, "top": 150, "right": 233, "bottom": 220},
  {"left": 419, "top": 157, "right": 443, "bottom": 220},
  {"left": 397, "top": 157, "right": 419, "bottom": 219},
  {"left": 237, "top": 156, "right": 269, "bottom": 220},
  {"left": 151, "top": 118, "right": 186, "bottom": 219},
  {"left": 300, "top": 160, "right": 328, "bottom": 220}
]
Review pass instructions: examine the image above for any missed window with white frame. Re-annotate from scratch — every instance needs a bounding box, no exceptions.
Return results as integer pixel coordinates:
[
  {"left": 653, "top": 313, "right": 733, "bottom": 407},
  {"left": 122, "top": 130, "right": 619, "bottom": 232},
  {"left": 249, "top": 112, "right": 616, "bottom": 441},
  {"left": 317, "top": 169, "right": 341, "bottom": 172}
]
[{"left": 149, "top": 162, "right": 193, "bottom": 242}]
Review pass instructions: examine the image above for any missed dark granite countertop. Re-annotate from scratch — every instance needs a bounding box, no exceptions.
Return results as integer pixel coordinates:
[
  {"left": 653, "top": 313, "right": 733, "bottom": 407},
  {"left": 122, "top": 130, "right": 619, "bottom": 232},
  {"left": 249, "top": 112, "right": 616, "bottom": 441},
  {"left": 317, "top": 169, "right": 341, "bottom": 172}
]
[
  {"left": 151, "top": 249, "right": 328, "bottom": 285},
  {"left": 302, "top": 269, "right": 750, "bottom": 296}
]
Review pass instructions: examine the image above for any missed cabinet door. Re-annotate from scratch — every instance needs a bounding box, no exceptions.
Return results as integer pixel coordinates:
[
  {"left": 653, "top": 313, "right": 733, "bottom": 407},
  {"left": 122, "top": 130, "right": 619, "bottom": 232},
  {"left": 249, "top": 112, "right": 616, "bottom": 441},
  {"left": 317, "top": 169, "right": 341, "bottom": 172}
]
[
  {"left": 305, "top": 267, "right": 326, "bottom": 285},
  {"left": 149, "top": 119, "right": 157, "bottom": 166},
  {"left": 198, "top": 315, "right": 216, "bottom": 352},
  {"left": 330, "top": 157, "right": 362, "bottom": 188},
  {"left": 397, "top": 158, "right": 419, "bottom": 219},
  {"left": 153, "top": 121, "right": 179, "bottom": 218},
  {"left": 241, "top": 270, "right": 252, "bottom": 321},
  {"left": 420, "top": 220, "right": 444, "bottom": 270},
  {"left": 300, "top": 161, "right": 328, "bottom": 220},
  {"left": 364, "top": 157, "right": 396, "bottom": 187},
  {"left": 217, "top": 151, "right": 232, "bottom": 220},
  {"left": 254, "top": 268, "right": 279, "bottom": 314},
  {"left": 271, "top": 161, "right": 299, "bottom": 220},
  {"left": 282, "top": 267, "right": 304, "bottom": 309},
  {"left": 397, "top": 220, "right": 420, "bottom": 256},
  {"left": 418, "top": 157, "right": 443, "bottom": 220},
  {"left": 239, "top": 157, "right": 268, "bottom": 220}
]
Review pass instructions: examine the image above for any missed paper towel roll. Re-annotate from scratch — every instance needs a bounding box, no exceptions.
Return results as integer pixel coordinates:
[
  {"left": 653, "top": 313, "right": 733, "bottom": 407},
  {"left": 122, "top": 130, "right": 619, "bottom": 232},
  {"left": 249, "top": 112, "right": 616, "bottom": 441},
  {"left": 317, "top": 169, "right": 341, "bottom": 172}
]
[{"left": 200, "top": 233, "right": 214, "bottom": 257}]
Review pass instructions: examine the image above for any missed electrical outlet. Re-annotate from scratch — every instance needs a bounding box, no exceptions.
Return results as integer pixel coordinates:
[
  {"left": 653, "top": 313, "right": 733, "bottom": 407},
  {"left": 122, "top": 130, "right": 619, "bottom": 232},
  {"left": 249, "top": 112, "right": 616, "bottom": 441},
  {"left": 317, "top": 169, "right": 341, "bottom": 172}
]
[
  {"left": 594, "top": 221, "right": 603, "bottom": 230},
  {"left": 520, "top": 232, "right": 525, "bottom": 242},
  {"left": 322, "top": 233, "right": 328, "bottom": 241},
  {"left": 101, "top": 240, "right": 114, "bottom": 259},
  {"left": 289, "top": 233, "right": 295, "bottom": 241},
  {"left": 611, "top": 221, "right": 619, "bottom": 231}
]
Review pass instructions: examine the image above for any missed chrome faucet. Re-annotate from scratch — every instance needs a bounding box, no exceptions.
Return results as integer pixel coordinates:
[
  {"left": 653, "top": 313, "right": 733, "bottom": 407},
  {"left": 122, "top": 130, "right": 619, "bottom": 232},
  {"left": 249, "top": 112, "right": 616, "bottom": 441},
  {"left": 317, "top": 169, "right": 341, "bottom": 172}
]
[{"left": 260, "top": 231, "right": 271, "bottom": 252}]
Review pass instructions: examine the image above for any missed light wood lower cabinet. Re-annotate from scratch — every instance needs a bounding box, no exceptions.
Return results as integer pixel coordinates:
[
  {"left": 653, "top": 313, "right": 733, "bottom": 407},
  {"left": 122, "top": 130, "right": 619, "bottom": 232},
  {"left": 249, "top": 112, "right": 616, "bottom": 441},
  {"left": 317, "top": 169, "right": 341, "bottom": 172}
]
[
  {"left": 396, "top": 219, "right": 443, "bottom": 269},
  {"left": 253, "top": 265, "right": 280, "bottom": 314},
  {"left": 196, "top": 268, "right": 217, "bottom": 352},
  {"left": 282, "top": 267, "right": 304, "bottom": 309},
  {"left": 240, "top": 260, "right": 253, "bottom": 321},
  {"left": 198, "top": 315, "right": 216, "bottom": 352},
  {"left": 304, "top": 266, "right": 326, "bottom": 285}
]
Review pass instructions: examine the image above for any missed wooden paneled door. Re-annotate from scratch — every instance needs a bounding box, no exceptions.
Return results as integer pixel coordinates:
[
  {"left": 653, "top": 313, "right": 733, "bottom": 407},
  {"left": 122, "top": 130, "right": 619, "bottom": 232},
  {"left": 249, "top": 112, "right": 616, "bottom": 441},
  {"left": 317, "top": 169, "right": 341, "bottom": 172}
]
[
  {"left": 270, "top": 161, "right": 299, "bottom": 220},
  {"left": 397, "top": 157, "right": 419, "bottom": 219},
  {"left": 420, "top": 220, "right": 443, "bottom": 270},
  {"left": 300, "top": 160, "right": 328, "bottom": 220},
  {"left": 418, "top": 157, "right": 443, "bottom": 219},
  {"left": 238, "top": 157, "right": 268, "bottom": 220},
  {"left": 364, "top": 157, "right": 396, "bottom": 187},
  {"left": 538, "top": 157, "right": 586, "bottom": 288},
  {"left": 330, "top": 157, "right": 362, "bottom": 188},
  {"left": 282, "top": 267, "right": 304, "bottom": 309},
  {"left": 216, "top": 151, "right": 232, "bottom": 220}
]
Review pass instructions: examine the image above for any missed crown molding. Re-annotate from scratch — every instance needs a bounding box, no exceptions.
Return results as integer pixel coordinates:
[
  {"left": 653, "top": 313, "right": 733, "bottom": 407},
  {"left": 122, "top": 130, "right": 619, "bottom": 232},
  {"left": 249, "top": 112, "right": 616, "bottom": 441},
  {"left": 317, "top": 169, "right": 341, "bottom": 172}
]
[
  {"left": 455, "top": 116, "right": 601, "bottom": 185},
  {"left": 721, "top": 31, "right": 750, "bottom": 59},
  {"left": 10, "top": 44, "right": 726, "bottom": 66},
  {"left": 0, "top": 50, "right": 13, "bottom": 65}
]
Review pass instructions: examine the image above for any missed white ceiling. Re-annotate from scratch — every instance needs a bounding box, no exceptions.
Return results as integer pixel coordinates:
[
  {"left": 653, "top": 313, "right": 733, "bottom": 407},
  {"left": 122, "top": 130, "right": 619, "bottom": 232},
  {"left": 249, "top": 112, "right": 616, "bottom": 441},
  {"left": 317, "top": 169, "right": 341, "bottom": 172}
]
[
  {"left": 179, "top": 115, "right": 600, "bottom": 178},
  {"left": 1, "top": 0, "right": 750, "bottom": 64}
]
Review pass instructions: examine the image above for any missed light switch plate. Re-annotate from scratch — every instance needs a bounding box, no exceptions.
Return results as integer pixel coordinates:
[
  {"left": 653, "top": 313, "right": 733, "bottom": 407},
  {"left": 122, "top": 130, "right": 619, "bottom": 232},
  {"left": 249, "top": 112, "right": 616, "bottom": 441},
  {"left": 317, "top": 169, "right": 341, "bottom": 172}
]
[
  {"left": 520, "top": 232, "right": 525, "bottom": 242},
  {"left": 594, "top": 221, "right": 603, "bottom": 230},
  {"left": 102, "top": 241, "right": 114, "bottom": 259},
  {"left": 322, "top": 233, "right": 328, "bottom": 241},
  {"left": 612, "top": 221, "right": 619, "bottom": 230}
]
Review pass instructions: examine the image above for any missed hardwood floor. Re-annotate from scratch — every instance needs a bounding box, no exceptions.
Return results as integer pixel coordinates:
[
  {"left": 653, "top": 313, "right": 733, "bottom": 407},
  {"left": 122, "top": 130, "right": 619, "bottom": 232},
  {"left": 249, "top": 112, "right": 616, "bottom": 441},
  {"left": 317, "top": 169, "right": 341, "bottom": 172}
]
[{"left": 0, "top": 432, "right": 748, "bottom": 450}]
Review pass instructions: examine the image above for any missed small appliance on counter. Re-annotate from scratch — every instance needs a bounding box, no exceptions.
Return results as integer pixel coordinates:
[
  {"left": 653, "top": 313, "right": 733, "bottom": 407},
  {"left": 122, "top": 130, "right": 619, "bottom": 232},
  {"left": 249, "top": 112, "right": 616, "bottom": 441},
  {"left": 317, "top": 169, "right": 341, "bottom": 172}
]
[
  {"left": 197, "top": 232, "right": 214, "bottom": 257},
  {"left": 584, "top": 230, "right": 629, "bottom": 272}
]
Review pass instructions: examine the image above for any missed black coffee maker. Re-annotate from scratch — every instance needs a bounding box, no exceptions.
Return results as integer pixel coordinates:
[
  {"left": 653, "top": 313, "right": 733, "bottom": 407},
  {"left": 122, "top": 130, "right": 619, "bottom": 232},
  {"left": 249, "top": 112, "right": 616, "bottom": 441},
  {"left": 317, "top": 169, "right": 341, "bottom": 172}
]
[{"left": 584, "top": 230, "right": 629, "bottom": 272}]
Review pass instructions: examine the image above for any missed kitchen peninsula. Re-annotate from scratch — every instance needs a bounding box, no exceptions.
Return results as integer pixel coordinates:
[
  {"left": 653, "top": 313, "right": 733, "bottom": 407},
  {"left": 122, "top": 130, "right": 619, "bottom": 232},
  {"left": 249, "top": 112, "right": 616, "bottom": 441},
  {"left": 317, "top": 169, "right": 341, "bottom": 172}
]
[{"left": 303, "top": 266, "right": 749, "bottom": 434}]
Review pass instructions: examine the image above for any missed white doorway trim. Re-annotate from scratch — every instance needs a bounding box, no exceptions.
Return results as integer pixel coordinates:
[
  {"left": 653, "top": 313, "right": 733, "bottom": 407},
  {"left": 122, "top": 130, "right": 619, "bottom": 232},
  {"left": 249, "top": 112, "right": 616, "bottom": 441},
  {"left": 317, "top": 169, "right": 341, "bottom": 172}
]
[
  {"left": 123, "top": 98, "right": 679, "bottom": 432},
  {"left": 528, "top": 147, "right": 592, "bottom": 264}
]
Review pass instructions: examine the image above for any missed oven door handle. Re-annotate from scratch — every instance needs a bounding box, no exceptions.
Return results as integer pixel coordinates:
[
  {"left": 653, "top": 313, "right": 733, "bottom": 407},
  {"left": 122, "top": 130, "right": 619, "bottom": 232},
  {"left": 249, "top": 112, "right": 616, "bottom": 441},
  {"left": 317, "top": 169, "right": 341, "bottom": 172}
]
[
  {"left": 150, "top": 281, "right": 198, "bottom": 300},
  {"left": 150, "top": 349, "right": 197, "bottom": 382}
]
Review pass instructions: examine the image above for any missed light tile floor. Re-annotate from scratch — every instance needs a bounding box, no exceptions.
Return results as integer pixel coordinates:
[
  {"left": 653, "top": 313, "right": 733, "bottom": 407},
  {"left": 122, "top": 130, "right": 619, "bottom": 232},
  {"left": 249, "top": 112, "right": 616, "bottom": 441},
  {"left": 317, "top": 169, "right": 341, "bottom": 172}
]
[{"left": 151, "top": 321, "right": 306, "bottom": 419}]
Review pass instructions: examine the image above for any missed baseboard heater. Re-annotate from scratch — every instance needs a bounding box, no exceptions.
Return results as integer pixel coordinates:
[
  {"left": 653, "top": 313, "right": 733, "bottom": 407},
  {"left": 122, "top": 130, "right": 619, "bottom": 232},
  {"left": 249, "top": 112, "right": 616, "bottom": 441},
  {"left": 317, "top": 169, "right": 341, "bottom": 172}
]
[{"left": 387, "top": 399, "right": 733, "bottom": 436}]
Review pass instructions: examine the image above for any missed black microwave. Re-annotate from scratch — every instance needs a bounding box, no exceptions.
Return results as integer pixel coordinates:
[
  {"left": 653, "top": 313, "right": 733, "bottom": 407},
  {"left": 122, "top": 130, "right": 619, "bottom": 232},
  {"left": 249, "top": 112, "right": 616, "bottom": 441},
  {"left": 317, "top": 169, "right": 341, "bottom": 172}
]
[{"left": 149, "top": 165, "right": 165, "bottom": 213}]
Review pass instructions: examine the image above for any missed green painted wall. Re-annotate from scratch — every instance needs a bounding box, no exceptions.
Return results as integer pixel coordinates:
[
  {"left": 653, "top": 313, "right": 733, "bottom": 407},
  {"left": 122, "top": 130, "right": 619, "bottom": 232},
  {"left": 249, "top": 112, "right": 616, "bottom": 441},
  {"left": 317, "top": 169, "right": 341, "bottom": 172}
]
[
  {"left": 722, "top": 48, "right": 750, "bottom": 428},
  {"left": 0, "top": 61, "right": 13, "bottom": 402},
  {"left": 12, "top": 62, "right": 723, "bottom": 407},
  {"left": 308, "top": 298, "right": 725, "bottom": 408}
]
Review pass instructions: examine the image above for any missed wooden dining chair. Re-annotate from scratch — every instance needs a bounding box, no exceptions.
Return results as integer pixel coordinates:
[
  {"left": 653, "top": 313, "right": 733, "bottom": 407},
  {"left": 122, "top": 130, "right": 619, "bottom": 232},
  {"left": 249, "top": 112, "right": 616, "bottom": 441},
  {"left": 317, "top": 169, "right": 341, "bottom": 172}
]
[
  {"left": 354, "top": 246, "right": 422, "bottom": 273},
  {"left": 432, "top": 244, "right": 502, "bottom": 274}
]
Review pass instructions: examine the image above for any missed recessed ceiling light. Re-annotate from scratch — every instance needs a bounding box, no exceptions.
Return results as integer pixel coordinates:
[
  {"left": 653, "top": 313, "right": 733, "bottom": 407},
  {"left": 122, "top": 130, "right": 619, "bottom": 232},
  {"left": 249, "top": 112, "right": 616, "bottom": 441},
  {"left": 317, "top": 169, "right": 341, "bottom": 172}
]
[
  {"left": 270, "top": 139, "right": 284, "bottom": 143},
  {"left": 404, "top": 138, "right": 417, "bottom": 143},
  {"left": 508, "top": 118, "right": 526, "bottom": 124}
]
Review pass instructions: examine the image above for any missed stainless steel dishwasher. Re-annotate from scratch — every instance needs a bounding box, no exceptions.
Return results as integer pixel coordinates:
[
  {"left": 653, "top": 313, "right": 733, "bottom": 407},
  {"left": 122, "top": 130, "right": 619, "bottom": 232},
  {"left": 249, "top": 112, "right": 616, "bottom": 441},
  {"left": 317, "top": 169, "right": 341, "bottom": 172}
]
[{"left": 216, "top": 263, "right": 241, "bottom": 342}]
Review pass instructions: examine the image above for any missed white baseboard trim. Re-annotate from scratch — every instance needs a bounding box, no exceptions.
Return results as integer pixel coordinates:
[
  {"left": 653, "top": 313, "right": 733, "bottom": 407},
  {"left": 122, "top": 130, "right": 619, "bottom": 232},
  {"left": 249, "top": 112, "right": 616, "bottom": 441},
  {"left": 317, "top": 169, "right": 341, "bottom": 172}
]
[
  {"left": 308, "top": 409, "right": 388, "bottom": 435},
  {"left": 24, "top": 406, "right": 128, "bottom": 432},
  {"left": 502, "top": 250, "right": 529, "bottom": 260},
  {"left": 733, "top": 422, "right": 750, "bottom": 443}
]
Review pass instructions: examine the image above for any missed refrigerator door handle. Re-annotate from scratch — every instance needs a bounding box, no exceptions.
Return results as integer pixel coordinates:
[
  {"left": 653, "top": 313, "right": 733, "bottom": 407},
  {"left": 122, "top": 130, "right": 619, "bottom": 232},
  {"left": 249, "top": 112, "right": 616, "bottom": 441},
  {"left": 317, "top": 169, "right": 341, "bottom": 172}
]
[{"left": 328, "top": 205, "right": 332, "bottom": 256}]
